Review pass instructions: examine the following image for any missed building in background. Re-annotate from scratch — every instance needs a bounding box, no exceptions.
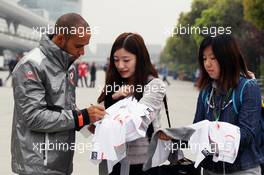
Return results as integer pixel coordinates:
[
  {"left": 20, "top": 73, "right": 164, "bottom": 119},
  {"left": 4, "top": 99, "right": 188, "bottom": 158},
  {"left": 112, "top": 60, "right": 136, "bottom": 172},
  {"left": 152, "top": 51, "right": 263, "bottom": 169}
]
[
  {"left": 18, "top": 0, "right": 81, "bottom": 21},
  {"left": 14, "top": 0, "right": 162, "bottom": 66},
  {"left": 0, "top": 0, "right": 51, "bottom": 68}
]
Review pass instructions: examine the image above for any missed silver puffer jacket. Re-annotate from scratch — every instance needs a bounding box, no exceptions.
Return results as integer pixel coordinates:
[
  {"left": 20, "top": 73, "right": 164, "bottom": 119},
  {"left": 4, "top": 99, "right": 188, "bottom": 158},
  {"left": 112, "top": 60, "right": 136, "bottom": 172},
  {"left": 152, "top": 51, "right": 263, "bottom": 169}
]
[{"left": 11, "top": 35, "right": 78, "bottom": 175}]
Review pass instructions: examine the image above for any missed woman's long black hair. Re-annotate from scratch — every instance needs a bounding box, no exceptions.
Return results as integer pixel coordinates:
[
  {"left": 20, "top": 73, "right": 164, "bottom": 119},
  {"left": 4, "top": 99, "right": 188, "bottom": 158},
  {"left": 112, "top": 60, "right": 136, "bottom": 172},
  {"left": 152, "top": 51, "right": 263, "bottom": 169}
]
[{"left": 98, "top": 32, "right": 158, "bottom": 104}]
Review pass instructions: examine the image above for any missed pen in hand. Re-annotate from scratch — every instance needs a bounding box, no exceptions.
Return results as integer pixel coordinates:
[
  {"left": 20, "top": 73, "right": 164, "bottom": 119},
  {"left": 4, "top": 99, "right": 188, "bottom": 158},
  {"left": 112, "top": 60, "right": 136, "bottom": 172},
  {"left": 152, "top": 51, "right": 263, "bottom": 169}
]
[{"left": 90, "top": 103, "right": 109, "bottom": 115}]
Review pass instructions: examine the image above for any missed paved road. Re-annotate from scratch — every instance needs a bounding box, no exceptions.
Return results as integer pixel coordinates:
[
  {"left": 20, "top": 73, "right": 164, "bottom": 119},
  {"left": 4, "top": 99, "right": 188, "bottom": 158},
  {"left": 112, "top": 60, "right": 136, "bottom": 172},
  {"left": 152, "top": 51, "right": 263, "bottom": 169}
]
[{"left": 0, "top": 70, "right": 199, "bottom": 175}]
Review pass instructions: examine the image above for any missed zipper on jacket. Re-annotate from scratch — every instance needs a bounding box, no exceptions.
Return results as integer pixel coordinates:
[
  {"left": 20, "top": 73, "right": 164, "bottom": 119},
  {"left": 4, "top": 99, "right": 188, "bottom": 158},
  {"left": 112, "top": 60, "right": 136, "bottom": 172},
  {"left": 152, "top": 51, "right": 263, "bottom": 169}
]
[
  {"left": 65, "top": 72, "right": 69, "bottom": 108},
  {"left": 43, "top": 133, "right": 49, "bottom": 166},
  {"left": 65, "top": 55, "right": 69, "bottom": 108}
]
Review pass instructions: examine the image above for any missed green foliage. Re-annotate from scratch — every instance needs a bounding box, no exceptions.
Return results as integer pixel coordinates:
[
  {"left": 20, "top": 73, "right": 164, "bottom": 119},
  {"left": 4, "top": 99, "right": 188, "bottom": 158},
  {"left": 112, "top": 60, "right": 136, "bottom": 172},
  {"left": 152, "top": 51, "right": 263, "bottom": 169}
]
[
  {"left": 160, "top": 0, "right": 264, "bottom": 78},
  {"left": 160, "top": 0, "right": 209, "bottom": 73},
  {"left": 244, "top": 0, "right": 264, "bottom": 30}
]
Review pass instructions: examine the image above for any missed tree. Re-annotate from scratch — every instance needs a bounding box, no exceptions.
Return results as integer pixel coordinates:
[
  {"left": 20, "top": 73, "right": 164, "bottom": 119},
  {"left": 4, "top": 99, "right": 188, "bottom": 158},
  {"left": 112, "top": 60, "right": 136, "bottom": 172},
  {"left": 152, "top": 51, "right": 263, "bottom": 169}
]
[
  {"left": 161, "top": 0, "right": 264, "bottom": 78},
  {"left": 243, "top": 0, "right": 264, "bottom": 30},
  {"left": 160, "top": 0, "right": 210, "bottom": 75}
]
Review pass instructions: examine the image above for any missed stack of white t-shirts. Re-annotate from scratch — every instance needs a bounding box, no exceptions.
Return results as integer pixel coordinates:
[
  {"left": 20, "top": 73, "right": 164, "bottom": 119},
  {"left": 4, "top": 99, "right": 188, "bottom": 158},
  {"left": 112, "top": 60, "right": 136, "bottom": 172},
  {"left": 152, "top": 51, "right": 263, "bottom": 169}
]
[
  {"left": 90, "top": 97, "right": 153, "bottom": 173},
  {"left": 209, "top": 121, "right": 240, "bottom": 163},
  {"left": 189, "top": 120, "right": 240, "bottom": 168}
]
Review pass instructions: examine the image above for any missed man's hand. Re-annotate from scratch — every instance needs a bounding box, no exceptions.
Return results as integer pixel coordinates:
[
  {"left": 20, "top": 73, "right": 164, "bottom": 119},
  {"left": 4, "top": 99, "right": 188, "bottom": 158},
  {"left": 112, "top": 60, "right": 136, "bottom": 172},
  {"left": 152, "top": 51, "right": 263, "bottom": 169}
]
[{"left": 87, "top": 104, "right": 106, "bottom": 123}]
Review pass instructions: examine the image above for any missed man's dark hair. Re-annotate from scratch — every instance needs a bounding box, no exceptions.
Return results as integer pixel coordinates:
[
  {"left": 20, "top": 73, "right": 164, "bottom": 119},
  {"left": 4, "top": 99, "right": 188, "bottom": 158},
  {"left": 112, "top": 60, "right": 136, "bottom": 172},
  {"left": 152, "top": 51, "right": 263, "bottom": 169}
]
[{"left": 54, "top": 13, "right": 90, "bottom": 37}]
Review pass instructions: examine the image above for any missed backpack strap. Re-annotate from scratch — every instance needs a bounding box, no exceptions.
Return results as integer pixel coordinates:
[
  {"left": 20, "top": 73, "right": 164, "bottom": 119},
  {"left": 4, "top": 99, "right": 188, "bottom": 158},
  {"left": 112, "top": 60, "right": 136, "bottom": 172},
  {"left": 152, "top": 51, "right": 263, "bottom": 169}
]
[
  {"left": 240, "top": 79, "right": 255, "bottom": 104},
  {"left": 232, "top": 79, "right": 255, "bottom": 114},
  {"left": 232, "top": 90, "right": 238, "bottom": 114}
]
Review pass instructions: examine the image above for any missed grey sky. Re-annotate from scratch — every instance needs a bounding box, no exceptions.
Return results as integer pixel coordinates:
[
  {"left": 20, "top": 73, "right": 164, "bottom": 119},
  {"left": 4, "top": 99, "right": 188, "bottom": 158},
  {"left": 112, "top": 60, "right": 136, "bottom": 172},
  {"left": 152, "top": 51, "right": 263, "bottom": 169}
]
[{"left": 82, "top": 0, "right": 192, "bottom": 49}]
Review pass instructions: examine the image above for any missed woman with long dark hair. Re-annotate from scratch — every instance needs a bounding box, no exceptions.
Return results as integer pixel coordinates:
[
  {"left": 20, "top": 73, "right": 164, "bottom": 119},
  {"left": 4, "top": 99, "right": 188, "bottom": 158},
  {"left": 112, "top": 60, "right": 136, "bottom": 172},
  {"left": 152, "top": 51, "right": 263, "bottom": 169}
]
[{"left": 97, "top": 32, "right": 166, "bottom": 175}]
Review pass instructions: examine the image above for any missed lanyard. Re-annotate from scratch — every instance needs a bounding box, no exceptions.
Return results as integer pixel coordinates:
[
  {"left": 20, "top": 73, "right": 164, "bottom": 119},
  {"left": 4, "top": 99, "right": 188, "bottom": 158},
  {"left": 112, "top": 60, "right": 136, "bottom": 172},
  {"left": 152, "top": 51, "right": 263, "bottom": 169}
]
[{"left": 212, "top": 88, "right": 233, "bottom": 121}]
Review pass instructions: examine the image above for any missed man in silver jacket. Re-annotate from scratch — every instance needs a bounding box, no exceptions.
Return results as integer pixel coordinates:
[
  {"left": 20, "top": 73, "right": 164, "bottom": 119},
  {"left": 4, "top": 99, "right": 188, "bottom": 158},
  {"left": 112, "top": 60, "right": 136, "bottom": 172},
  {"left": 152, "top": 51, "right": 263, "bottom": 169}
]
[{"left": 11, "top": 13, "right": 106, "bottom": 175}]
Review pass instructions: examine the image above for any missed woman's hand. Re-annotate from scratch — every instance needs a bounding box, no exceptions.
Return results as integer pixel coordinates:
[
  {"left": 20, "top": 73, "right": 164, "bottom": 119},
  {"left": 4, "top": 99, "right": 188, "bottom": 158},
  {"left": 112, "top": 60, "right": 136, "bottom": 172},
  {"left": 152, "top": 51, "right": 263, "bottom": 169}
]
[
  {"left": 158, "top": 131, "right": 173, "bottom": 141},
  {"left": 112, "top": 85, "right": 133, "bottom": 100}
]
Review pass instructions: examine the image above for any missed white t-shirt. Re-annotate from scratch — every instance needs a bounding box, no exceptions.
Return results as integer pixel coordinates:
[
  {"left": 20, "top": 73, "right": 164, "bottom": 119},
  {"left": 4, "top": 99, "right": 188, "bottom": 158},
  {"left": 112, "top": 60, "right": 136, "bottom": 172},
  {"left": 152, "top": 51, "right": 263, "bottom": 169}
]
[
  {"left": 90, "top": 97, "right": 153, "bottom": 173},
  {"left": 189, "top": 120, "right": 240, "bottom": 168}
]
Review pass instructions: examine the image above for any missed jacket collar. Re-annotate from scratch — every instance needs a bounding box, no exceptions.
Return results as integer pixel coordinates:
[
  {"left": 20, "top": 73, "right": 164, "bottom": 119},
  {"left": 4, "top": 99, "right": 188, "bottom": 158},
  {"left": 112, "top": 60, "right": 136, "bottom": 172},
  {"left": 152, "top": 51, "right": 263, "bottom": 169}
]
[{"left": 39, "top": 34, "right": 75, "bottom": 70}]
